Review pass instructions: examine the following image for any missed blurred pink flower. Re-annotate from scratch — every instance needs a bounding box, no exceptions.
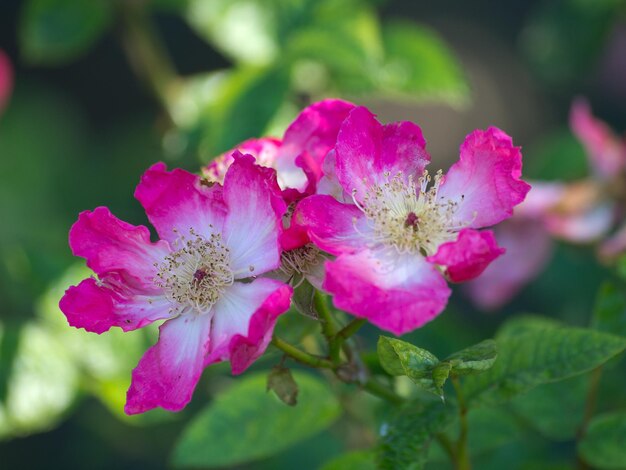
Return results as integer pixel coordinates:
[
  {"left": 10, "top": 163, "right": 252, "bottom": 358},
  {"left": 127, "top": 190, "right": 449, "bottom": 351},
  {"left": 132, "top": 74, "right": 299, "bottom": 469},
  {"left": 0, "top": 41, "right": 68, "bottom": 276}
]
[
  {"left": 292, "top": 106, "right": 529, "bottom": 334},
  {"left": 60, "top": 155, "right": 292, "bottom": 414},
  {"left": 465, "top": 99, "right": 626, "bottom": 310},
  {"left": 0, "top": 50, "right": 13, "bottom": 115}
]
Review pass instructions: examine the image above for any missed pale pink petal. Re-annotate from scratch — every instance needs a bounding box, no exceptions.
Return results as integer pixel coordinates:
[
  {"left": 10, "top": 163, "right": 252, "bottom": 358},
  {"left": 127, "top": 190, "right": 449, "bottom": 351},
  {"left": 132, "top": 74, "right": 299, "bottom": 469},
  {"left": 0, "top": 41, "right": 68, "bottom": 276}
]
[
  {"left": 544, "top": 203, "right": 614, "bottom": 242},
  {"left": 324, "top": 249, "right": 451, "bottom": 335},
  {"left": 59, "top": 276, "right": 172, "bottom": 333},
  {"left": 335, "top": 106, "right": 430, "bottom": 202},
  {"left": 570, "top": 98, "right": 626, "bottom": 178},
  {"left": 292, "top": 194, "right": 372, "bottom": 256},
  {"left": 206, "top": 278, "right": 292, "bottom": 374},
  {"left": 202, "top": 137, "right": 282, "bottom": 184},
  {"left": 515, "top": 181, "right": 567, "bottom": 218},
  {"left": 69, "top": 207, "right": 170, "bottom": 288},
  {"left": 427, "top": 229, "right": 505, "bottom": 283},
  {"left": 438, "top": 127, "right": 531, "bottom": 229},
  {"left": 0, "top": 50, "right": 12, "bottom": 115},
  {"left": 222, "top": 153, "right": 286, "bottom": 277},
  {"left": 125, "top": 313, "right": 212, "bottom": 414},
  {"left": 465, "top": 220, "right": 552, "bottom": 310},
  {"left": 134, "top": 162, "right": 227, "bottom": 243},
  {"left": 600, "top": 222, "right": 626, "bottom": 259},
  {"left": 276, "top": 99, "right": 355, "bottom": 192}
]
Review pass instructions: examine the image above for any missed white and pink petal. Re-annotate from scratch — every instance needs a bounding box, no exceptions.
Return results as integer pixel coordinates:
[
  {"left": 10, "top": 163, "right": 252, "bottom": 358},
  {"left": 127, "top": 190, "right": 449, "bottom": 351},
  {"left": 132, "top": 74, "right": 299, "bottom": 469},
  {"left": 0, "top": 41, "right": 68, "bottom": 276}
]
[
  {"left": 59, "top": 275, "right": 172, "bottom": 334},
  {"left": 69, "top": 207, "right": 170, "bottom": 287},
  {"left": 334, "top": 106, "right": 430, "bottom": 202},
  {"left": 134, "top": 162, "right": 227, "bottom": 243},
  {"left": 438, "top": 127, "right": 531, "bottom": 229},
  {"left": 292, "top": 195, "right": 372, "bottom": 256},
  {"left": 222, "top": 153, "right": 286, "bottom": 277},
  {"left": 125, "top": 313, "right": 212, "bottom": 414},
  {"left": 206, "top": 278, "right": 292, "bottom": 373},
  {"left": 323, "top": 249, "right": 451, "bottom": 335}
]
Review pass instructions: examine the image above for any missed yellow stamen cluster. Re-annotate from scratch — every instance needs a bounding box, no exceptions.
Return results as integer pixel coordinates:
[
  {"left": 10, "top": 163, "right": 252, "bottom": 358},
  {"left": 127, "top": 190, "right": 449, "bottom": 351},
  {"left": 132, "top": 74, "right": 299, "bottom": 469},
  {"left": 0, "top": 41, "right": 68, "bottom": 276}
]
[
  {"left": 154, "top": 228, "right": 233, "bottom": 315},
  {"left": 356, "top": 170, "right": 460, "bottom": 255}
]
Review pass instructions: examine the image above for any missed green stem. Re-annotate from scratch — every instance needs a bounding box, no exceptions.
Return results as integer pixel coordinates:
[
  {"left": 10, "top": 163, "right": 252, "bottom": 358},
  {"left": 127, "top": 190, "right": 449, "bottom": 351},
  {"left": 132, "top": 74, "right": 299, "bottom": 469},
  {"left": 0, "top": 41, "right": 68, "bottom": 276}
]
[
  {"left": 271, "top": 337, "right": 334, "bottom": 369},
  {"left": 436, "top": 433, "right": 456, "bottom": 461},
  {"left": 576, "top": 366, "right": 604, "bottom": 470},
  {"left": 336, "top": 318, "right": 367, "bottom": 341},
  {"left": 361, "top": 378, "right": 404, "bottom": 405},
  {"left": 117, "top": 0, "right": 178, "bottom": 122},
  {"left": 314, "top": 291, "right": 342, "bottom": 364},
  {"left": 451, "top": 376, "right": 471, "bottom": 470}
]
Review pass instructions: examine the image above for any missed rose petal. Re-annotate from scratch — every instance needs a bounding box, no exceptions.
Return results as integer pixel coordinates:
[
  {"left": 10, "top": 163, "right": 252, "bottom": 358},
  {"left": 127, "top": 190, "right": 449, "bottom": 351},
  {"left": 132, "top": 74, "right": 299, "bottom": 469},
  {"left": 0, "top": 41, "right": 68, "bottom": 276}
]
[
  {"left": 135, "top": 162, "right": 227, "bottom": 243},
  {"left": 427, "top": 229, "right": 505, "bottom": 283},
  {"left": 438, "top": 127, "right": 531, "bottom": 228},
  {"left": 324, "top": 248, "right": 451, "bottom": 335},
  {"left": 124, "top": 313, "right": 212, "bottom": 414},
  {"left": 335, "top": 106, "right": 430, "bottom": 202}
]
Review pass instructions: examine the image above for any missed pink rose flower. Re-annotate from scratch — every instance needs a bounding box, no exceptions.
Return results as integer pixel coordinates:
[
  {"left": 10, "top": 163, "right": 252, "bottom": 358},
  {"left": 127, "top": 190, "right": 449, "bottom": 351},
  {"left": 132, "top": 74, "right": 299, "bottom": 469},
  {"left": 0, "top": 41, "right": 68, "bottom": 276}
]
[
  {"left": 292, "top": 106, "right": 530, "bottom": 334},
  {"left": 60, "top": 154, "right": 292, "bottom": 414}
]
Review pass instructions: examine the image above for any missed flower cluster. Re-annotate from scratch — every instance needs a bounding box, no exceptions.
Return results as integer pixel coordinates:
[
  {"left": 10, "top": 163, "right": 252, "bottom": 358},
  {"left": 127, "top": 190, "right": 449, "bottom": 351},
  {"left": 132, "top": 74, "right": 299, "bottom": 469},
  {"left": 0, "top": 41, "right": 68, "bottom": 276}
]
[{"left": 60, "top": 99, "right": 530, "bottom": 413}]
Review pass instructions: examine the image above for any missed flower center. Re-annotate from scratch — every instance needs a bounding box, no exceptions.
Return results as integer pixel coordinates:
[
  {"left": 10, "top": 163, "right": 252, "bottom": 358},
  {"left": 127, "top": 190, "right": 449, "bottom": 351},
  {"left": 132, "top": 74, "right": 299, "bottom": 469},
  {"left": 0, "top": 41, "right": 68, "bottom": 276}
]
[
  {"left": 154, "top": 229, "right": 234, "bottom": 315},
  {"left": 279, "top": 244, "right": 322, "bottom": 279},
  {"left": 355, "top": 170, "right": 459, "bottom": 255}
]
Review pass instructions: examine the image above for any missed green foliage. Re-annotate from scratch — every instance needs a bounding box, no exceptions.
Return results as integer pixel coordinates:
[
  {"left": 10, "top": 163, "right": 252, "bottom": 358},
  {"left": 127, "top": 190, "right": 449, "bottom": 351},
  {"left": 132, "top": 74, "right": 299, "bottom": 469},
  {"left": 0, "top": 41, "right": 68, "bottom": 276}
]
[
  {"left": 320, "top": 450, "right": 376, "bottom": 470},
  {"left": 172, "top": 372, "right": 341, "bottom": 468},
  {"left": 463, "top": 321, "right": 626, "bottom": 406},
  {"left": 520, "top": 0, "right": 622, "bottom": 87},
  {"left": 578, "top": 411, "right": 626, "bottom": 469},
  {"left": 378, "top": 22, "right": 469, "bottom": 106},
  {"left": 0, "top": 320, "right": 78, "bottom": 440},
  {"left": 510, "top": 376, "right": 587, "bottom": 441},
  {"left": 20, "top": 0, "right": 111, "bottom": 65},
  {"left": 593, "top": 282, "right": 626, "bottom": 337},
  {"left": 377, "top": 337, "right": 496, "bottom": 398},
  {"left": 377, "top": 400, "right": 454, "bottom": 470},
  {"left": 446, "top": 340, "right": 497, "bottom": 376}
]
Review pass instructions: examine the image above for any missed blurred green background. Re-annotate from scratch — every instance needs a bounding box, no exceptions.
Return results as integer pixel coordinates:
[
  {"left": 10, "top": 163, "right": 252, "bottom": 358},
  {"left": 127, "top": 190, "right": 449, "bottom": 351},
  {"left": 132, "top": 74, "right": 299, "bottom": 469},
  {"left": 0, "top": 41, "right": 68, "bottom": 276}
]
[{"left": 1, "top": 0, "right": 625, "bottom": 468}]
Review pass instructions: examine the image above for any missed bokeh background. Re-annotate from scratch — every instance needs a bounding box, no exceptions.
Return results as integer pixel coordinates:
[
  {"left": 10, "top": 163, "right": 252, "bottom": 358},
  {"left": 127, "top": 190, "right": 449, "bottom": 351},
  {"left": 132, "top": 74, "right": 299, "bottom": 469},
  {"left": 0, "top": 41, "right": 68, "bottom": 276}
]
[{"left": 1, "top": 0, "right": 625, "bottom": 468}]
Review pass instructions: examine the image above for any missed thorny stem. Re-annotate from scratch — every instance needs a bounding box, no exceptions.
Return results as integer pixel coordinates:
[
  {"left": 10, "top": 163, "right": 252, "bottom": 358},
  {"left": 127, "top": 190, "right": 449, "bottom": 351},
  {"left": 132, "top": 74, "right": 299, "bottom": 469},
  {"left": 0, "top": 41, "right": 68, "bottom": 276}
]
[
  {"left": 117, "top": 0, "right": 178, "bottom": 123},
  {"left": 452, "top": 376, "right": 471, "bottom": 470},
  {"left": 576, "top": 366, "right": 604, "bottom": 470}
]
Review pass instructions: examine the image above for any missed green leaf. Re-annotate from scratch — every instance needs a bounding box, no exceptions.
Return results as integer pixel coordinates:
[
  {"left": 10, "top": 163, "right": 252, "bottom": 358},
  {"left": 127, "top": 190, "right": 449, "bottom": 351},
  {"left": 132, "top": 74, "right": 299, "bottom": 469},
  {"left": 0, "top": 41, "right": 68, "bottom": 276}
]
[
  {"left": 377, "top": 336, "right": 445, "bottom": 397},
  {"left": 378, "top": 22, "right": 469, "bottom": 107},
  {"left": 510, "top": 376, "right": 587, "bottom": 441},
  {"left": 0, "top": 320, "right": 79, "bottom": 440},
  {"left": 445, "top": 339, "right": 497, "bottom": 376},
  {"left": 267, "top": 366, "right": 298, "bottom": 406},
  {"left": 578, "top": 411, "right": 626, "bottom": 469},
  {"left": 593, "top": 282, "right": 626, "bottom": 338},
  {"left": 378, "top": 400, "right": 455, "bottom": 470},
  {"left": 463, "top": 327, "right": 626, "bottom": 406},
  {"left": 20, "top": 0, "right": 112, "bottom": 65},
  {"left": 320, "top": 450, "right": 376, "bottom": 470},
  {"left": 172, "top": 372, "right": 341, "bottom": 468},
  {"left": 496, "top": 314, "right": 562, "bottom": 339}
]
